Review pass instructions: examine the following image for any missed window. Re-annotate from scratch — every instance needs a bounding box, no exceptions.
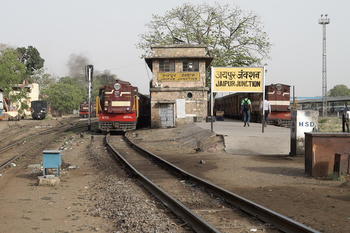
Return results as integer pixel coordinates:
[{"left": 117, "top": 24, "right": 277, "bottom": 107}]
[
  {"left": 183, "top": 59, "right": 199, "bottom": 72},
  {"left": 159, "top": 59, "right": 175, "bottom": 72}
]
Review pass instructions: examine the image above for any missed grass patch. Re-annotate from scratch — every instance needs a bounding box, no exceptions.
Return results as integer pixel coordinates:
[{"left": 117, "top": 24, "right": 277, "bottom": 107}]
[
  {"left": 318, "top": 118, "right": 328, "bottom": 124},
  {"left": 329, "top": 172, "right": 348, "bottom": 181},
  {"left": 318, "top": 117, "right": 344, "bottom": 132}
]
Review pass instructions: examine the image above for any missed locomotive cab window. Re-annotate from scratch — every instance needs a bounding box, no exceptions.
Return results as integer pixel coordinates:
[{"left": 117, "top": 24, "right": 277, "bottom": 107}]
[
  {"left": 159, "top": 59, "right": 175, "bottom": 72},
  {"left": 183, "top": 59, "right": 199, "bottom": 72}
]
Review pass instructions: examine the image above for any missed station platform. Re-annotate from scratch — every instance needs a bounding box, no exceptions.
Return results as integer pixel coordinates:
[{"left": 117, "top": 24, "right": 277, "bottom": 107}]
[{"left": 195, "top": 118, "right": 291, "bottom": 155}]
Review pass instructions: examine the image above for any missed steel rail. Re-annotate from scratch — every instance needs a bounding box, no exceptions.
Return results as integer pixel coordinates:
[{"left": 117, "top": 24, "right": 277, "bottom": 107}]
[
  {"left": 123, "top": 134, "right": 319, "bottom": 233},
  {"left": 0, "top": 119, "right": 96, "bottom": 153},
  {"left": 0, "top": 132, "right": 57, "bottom": 170},
  {"left": 0, "top": 123, "right": 23, "bottom": 134},
  {"left": 0, "top": 128, "right": 26, "bottom": 143},
  {"left": 0, "top": 129, "right": 53, "bottom": 153},
  {"left": 105, "top": 134, "right": 221, "bottom": 233},
  {"left": 0, "top": 122, "right": 25, "bottom": 141},
  {"left": 0, "top": 122, "right": 92, "bottom": 171}
]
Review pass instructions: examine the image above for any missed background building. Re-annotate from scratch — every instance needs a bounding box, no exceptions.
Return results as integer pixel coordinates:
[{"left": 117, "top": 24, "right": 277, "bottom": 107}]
[{"left": 5, "top": 83, "right": 40, "bottom": 118}]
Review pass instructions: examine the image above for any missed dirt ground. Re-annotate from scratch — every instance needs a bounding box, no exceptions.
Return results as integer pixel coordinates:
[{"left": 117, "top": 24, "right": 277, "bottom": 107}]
[
  {"left": 0, "top": 118, "right": 114, "bottom": 232},
  {"left": 129, "top": 125, "right": 350, "bottom": 233},
  {"left": 0, "top": 117, "right": 349, "bottom": 233}
]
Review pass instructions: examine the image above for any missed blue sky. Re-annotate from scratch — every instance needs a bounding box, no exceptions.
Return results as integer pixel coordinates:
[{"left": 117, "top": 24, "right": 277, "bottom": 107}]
[{"left": 1, "top": 0, "right": 348, "bottom": 97}]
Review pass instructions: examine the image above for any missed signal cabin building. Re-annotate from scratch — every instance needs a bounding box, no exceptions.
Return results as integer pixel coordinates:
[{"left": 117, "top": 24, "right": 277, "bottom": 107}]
[{"left": 145, "top": 44, "right": 213, "bottom": 128}]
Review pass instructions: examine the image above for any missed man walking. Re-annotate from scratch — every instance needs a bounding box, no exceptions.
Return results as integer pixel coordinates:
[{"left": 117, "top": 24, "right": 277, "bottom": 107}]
[
  {"left": 241, "top": 97, "right": 252, "bottom": 127},
  {"left": 260, "top": 98, "right": 271, "bottom": 127}
]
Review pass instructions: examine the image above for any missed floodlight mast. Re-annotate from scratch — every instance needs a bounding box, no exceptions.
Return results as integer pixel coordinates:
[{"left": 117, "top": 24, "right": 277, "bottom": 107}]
[{"left": 319, "top": 14, "right": 330, "bottom": 117}]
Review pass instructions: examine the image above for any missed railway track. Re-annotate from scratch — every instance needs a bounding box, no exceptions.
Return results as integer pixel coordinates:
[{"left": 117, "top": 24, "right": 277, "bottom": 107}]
[
  {"left": 106, "top": 133, "right": 319, "bottom": 233},
  {"left": 0, "top": 121, "right": 47, "bottom": 145},
  {"left": 0, "top": 119, "right": 95, "bottom": 172},
  {"left": 0, "top": 122, "right": 23, "bottom": 135}
]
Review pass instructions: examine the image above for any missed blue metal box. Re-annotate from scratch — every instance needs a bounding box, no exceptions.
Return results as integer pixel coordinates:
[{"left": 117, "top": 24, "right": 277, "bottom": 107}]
[{"left": 43, "top": 150, "right": 62, "bottom": 177}]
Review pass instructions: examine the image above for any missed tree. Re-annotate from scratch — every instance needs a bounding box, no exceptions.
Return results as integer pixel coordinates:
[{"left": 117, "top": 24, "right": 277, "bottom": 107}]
[
  {"left": 43, "top": 76, "right": 86, "bottom": 113},
  {"left": 329, "top": 84, "right": 350, "bottom": 97},
  {"left": 0, "top": 47, "right": 27, "bottom": 106},
  {"left": 17, "top": 46, "right": 45, "bottom": 77},
  {"left": 31, "top": 71, "right": 57, "bottom": 97},
  {"left": 137, "top": 2, "right": 272, "bottom": 68}
]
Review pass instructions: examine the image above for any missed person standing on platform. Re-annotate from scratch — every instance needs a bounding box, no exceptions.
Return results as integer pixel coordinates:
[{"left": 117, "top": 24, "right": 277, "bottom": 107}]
[
  {"left": 260, "top": 97, "right": 271, "bottom": 127},
  {"left": 241, "top": 97, "right": 252, "bottom": 127}
]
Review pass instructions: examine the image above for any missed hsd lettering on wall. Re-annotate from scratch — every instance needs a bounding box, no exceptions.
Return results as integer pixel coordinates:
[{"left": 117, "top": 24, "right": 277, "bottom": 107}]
[
  {"left": 158, "top": 72, "right": 200, "bottom": 81},
  {"left": 212, "top": 67, "right": 263, "bottom": 92}
]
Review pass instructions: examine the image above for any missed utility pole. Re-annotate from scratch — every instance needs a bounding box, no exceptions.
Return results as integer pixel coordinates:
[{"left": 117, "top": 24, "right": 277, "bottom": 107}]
[
  {"left": 319, "top": 14, "right": 330, "bottom": 117},
  {"left": 86, "top": 65, "right": 93, "bottom": 131}
]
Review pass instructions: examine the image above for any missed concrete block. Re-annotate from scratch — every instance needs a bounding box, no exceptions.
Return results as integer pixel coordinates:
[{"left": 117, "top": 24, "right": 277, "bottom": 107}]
[{"left": 38, "top": 176, "right": 60, "bottom": 186}]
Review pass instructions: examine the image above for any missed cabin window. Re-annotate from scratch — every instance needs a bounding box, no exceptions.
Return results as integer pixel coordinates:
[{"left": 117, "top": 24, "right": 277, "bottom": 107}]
[
  {"left": 183, "top": 59, "right": 199, "bottom": 72},
  {"left": 159, "top": 59, "right": 175, "bottom": 72}
]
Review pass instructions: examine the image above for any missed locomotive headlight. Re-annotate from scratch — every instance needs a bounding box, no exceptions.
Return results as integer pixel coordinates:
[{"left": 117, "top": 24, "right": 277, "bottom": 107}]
[
  {"left": 114, "top": 83, "right": 121, "bottom": 90},
  {"left": 126, "top": 107, "right": 129, "bottom": 111}
]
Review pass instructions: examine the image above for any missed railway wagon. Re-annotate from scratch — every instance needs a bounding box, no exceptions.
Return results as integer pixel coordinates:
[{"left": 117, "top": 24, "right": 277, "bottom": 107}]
[
  {"left": 97, "top": 80, "right": 150, "bottom": 132},
  {"left": 215, "top": 83, "right": 290, "bottom": 125},
  {"left": 79, "top": 101, "right": 96, "bottom": 118},
  {"left": 137, "top": 93, "right": 151, "bottom": 128},
  {"left": 31, "top": 100, "right": 48, "bottom": 120}
]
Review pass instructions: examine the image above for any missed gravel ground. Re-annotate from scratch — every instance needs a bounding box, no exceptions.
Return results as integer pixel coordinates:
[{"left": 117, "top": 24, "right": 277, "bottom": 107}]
[
  {"left": 1, "top": 117, "right": 350, "bottom": 233},
  {"left": 86, "top": 135, "right": 192, "bottom": 233}
]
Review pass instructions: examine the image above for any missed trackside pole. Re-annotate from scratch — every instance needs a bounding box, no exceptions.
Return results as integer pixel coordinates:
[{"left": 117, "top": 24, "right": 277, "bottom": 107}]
[
  {"left": 262, "top": 67, "right": 266, "bottom": 133},
  {"left": 210, "top": 66, "right": 214, "bottom": 132},
  {"left": 86, "top": 65, "right": 93, "bottom": 131}
]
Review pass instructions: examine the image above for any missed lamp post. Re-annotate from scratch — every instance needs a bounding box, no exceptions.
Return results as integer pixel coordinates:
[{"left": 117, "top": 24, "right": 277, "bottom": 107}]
[{"left": 319, "top": 14, "right": 330, "bottom": 117}]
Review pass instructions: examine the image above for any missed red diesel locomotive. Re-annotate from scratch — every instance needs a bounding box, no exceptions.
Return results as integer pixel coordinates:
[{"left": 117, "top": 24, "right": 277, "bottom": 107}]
[
  {"left": 215, "top": 83, "right": 291, "bottom": 125},
  {"left": 96, "top": 80, "right": 141, "bottom": 132},
  {"left": 265, "top": 83, "right": 291, "bottom": 125},
  {"left": 79, "top": 102, "right": 96, "bottom": 118}
]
